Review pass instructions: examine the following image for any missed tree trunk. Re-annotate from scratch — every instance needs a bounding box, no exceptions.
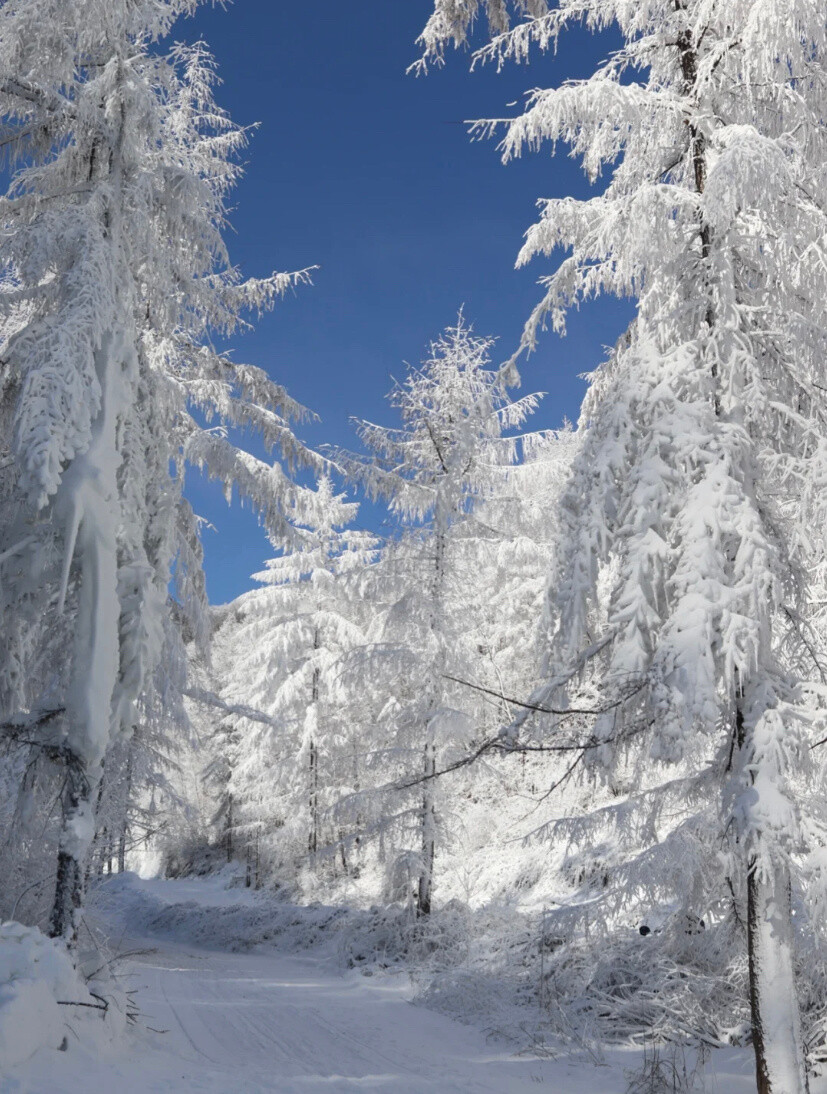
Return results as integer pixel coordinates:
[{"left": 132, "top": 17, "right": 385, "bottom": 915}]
[
  {"left": 308, "top": 636, "right": 321, "bottom": 858},
  {"left": 353, "top": 745, "right": 363, "bottom": 853},
  {"left": 117, "top": 745, "right": 133, "bottom": 873},
  {"left": 417, "top": 741, "right": 436, "bottom": 917},
  {"left": 49, "top": 758, "right": 92, "bottom": 946},
  {"left": 50, "top": 850, "right": 83, "bottom": 946},
  {"left": 747, "top": 855, "right": 809, "bottom": 1094},
  {"left": 735, "top": 698, "right": 809, "bottom": 1094},
  {"left": 308, "top": 738, "right": 319, "bottom": 855},
  {"left": 417, "top": 514, "right": 446, "bottom": 919},
  {"left": 226, "top": 792, "right": 234, "bottom": 863},
  {"left": 338, "top": 830, "right": 348, "bottom": 874},
  {"left": 48, "top": 327, "right": 128, "bottom": 945}
]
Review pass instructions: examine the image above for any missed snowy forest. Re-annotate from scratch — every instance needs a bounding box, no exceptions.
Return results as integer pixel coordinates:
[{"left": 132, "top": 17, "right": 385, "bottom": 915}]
[{"left": 2, "top": 1, "right": 827, "bottom": 1093}]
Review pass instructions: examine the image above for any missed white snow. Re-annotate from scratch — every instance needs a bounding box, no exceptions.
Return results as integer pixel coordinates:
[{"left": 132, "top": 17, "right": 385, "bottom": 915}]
[
  {"left": 2, "top": 876, "right": 794, "bottom": 1093},
  {"left": 0, "top": 923, "right": 93, "bottom": 1069}
]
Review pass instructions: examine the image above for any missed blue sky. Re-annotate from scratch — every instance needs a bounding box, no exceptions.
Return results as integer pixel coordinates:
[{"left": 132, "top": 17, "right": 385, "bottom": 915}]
[{"left": 184, "top": 1, "right": 632, "bottom": 603}]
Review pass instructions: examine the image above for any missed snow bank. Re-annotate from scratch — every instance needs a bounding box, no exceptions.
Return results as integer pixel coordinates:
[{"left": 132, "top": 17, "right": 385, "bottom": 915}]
[
  {"left": 97, "top": 873, "right": 495, "bottom": 982},
  {"left": 0, "top": 922, "right": 90, "bottom": 1067},
  {"left": 96, "top": 872, "right": 350, "bottom": 954}
]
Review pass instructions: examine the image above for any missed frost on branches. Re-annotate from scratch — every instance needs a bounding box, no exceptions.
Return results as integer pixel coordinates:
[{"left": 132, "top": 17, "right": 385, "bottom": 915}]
[
  {"left": 333, "top": 316, "right": 544, "bottom": 915},
  {"left": 213, "top": 478, "right": 378, "bottom": 888},
  {"left": 422, "top": 2, "right": 827, "bottom": 1092},
  {"left": 199, "top": 319, "right": 572, "bottom": 922},
  {"left": 0, "top": 0, "right": 322, "bottom": 945}
]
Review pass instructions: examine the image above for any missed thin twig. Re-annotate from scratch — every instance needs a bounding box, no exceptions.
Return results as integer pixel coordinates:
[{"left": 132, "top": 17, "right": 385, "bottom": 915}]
[{"left": 442, "top": 673, "right": 641, "bottom": 716}]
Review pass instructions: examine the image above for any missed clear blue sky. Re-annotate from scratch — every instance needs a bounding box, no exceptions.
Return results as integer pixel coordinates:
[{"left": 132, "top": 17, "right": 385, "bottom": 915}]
[{"left": 183, "top": 1, "right": 632, "bottom": 604}]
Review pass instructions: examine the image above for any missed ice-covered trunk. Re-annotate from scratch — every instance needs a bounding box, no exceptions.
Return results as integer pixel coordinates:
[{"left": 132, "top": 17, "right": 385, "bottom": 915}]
[
  {"left": 226, "top": 791, "right": 234, "bottom": 863},
  {"left": 352, "top": 744, "right": 363, "bottom": 854},
  {"left": 747, "top": 858, "right": 808, "bottom": 1094},
  {"left": 117, "top": 746, "right": 134, "bottom": 873},
  {"left": 308, "top": 630, "right": 321, "bottom": 857},
  {"left": 417, "top": 519, "right": 446, "bottom": 918},
  {"left": 736, "top": 703, "right": 809, "bottom": 1094},
  {"left": 308, "top": 739, "right": 319, "bottom": 855},
  {"left": 416, "top": 741, "right": 437, "bottom": 916},
  {"left": 49, "top": 329, "right": 127, "bottom": 944}
]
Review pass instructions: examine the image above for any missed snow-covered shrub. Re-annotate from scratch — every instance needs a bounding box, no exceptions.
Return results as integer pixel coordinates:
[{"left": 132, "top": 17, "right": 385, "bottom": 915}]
[
  {"left": 624, "top": 1041, "right": 709, "bottom": 1094},
  {"left": 0, "top": 923, "right": 93, "bottom": 1067}
]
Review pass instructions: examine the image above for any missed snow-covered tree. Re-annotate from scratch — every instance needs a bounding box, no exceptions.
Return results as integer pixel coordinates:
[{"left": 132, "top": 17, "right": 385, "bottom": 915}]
[
  {"left": 0, "top": 0, "right": 322, "bottom": 944},
  {"left": 335, "top": 315, "right": 542, "bottom": 915},
  {"left": 216, "top": 478, "right": 377, "bottom": 885},
  {"left": 421, "top": 3, "right": 827, "bottom": 1089},
  {"left": 465, "top": 426, "right": 577, "bottom": 719},
  {"left": 90, "top": 613, "right": 189, "bottom": 877}
]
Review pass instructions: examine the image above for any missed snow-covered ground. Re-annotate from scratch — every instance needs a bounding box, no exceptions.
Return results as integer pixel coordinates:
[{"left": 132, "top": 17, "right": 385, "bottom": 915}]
[{"left": 0, "top": 876, "right": 797, "bottom": 1093}]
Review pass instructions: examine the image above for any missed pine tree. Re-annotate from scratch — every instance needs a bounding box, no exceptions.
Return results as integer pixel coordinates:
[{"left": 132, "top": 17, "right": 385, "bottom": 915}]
[
  {"left": 421, "top": 4, "right": 827, "bottom": 1089},
  {"left": 0, "top": 0, "right": 322, "bottom": 944}
]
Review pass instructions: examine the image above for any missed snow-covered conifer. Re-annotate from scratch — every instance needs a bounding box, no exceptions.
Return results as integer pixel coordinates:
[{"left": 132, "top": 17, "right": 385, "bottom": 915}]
[
  {"left": 0, "top": 0, "right": 322, "bottom": 943},
  {"left": 421, "top": 3, "right": 827, "bottom": 1089},
  {"left": 335, "top": 315, "right": 542, "bottom": 914},
  {"left": 215, "top": 478, "right": 377, "bottom": 885}
]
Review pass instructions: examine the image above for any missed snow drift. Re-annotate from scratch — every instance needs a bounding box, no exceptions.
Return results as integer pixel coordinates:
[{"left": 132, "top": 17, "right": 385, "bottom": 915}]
[{"left": 0, "top": 922, "right": 94, "bottom": 1067}]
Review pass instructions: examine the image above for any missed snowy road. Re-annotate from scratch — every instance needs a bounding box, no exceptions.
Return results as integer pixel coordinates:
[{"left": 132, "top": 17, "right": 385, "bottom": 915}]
[
  {"left": 106, "top": 943, "right": 565, "bottom": 1093},
  {"left": 12, "top": 932, "right": 567, "bottom": 1091},
  {"left": 5, "top": 878, "right": 763, "bottom": 1093}
]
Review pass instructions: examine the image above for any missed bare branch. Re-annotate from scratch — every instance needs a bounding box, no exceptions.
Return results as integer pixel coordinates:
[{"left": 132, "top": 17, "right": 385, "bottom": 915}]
[
  {"left": 183, "top": 687, "right": 281, "bottom": 729},
  {"left": 442, "top": 673, "right": 643, "bottom": 716}
]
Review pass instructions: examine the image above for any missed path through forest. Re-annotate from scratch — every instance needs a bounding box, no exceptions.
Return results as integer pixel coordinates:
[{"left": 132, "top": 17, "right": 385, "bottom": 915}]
[{"left": 5, "top": 878, "right": 761, "bottom": 1093}]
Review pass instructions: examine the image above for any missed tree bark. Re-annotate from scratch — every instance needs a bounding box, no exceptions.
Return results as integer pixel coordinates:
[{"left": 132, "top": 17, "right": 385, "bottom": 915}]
[
  {"left": 308, "top": 738, "right": 319, "bottom": 856},
  {"left": 47, "top": 324, "right": 127, "bottom": 944},
  {"left": 117, "top": 745, "right": 133, "bottom": 873},
  {"left": 417, "top": 515, "right": 446, "bottom": 918},
  {"left": 49, "top": 758, "right": 91, "bottom": 946},
  {"left": 417, "top": 742, "right": 436, "bottom": 917},
  {"left": 226, "top": 792, "right": 234, "bottom": 863},
  {"left": 308, "top": 631, "right": 321, "bottom": 857}
]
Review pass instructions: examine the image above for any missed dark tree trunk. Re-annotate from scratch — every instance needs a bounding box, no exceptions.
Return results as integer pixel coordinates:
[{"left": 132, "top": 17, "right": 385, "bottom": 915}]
[
  {"left": 117, "top": 746, "right": 133, "bottom": 873},
  {"left": 308, "top": 638, "right": 321, "bottom": 858},
  {"left": 49, "top": 758, "right": 91, "bottom": 946},
  {"left": 416, "top": 742, "right": 436, "bottom": 917},
  {"left": 308, "top": 738, "right": 319, "bottom": 855},
  {"left": 339, "top": 830, "right": 348, "bottom": 874}
]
